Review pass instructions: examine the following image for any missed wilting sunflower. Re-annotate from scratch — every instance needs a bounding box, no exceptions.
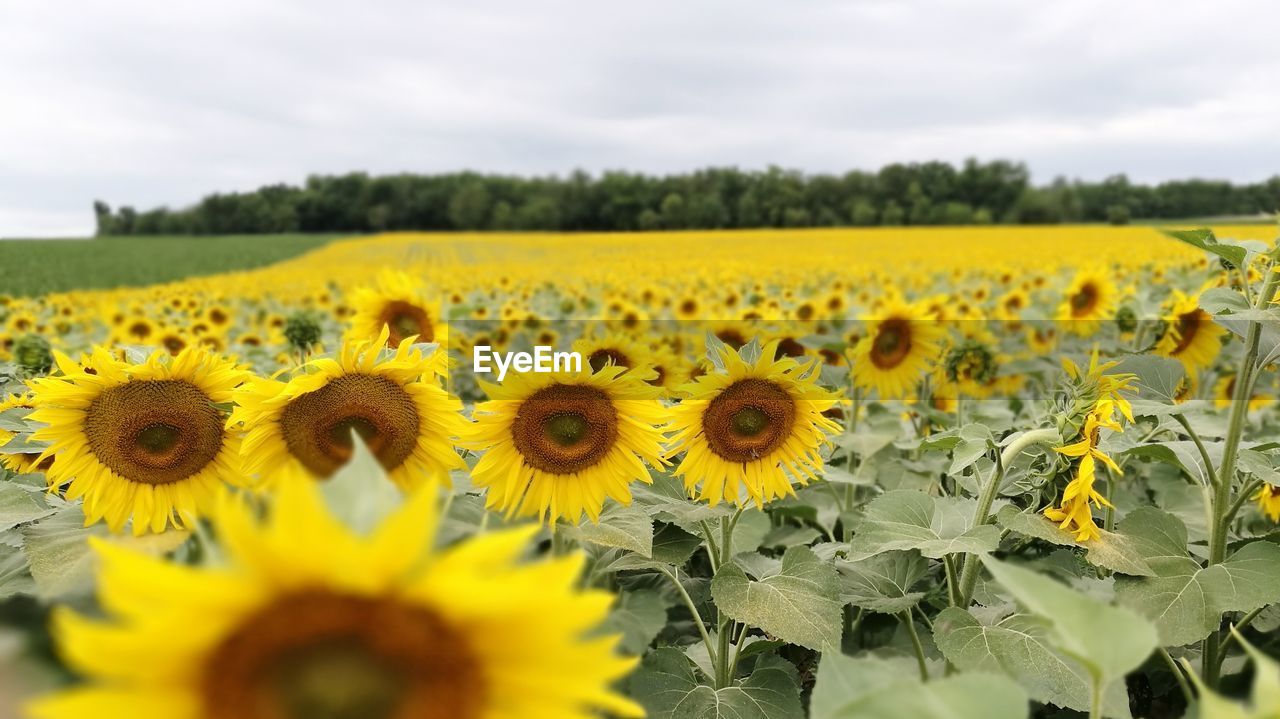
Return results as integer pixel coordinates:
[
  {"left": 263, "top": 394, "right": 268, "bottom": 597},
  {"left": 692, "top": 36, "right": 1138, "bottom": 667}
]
[
  {"left": 233, "top": 329, "right": 465, "bottom": 490},
  {"left": 1057, "top": 269, "right": 1118, "bottom": 336},
  {"left": 28, "top": 347, "right": 247, "bottom": 535},
  {"left": 0, "top": 392, "right": 46, "bottom": 474},
  {"left": 667, "top": 340, "right": 840, "bottom": 507},
  {"left": 347, "top": 271, "right": 448, "bottom": 349},
  {"left": 463, "top": 366, "right": 666, "bottom": 524},
  {"left": 850, "top": 299, "right": 946, "bottom": 400},
  {"left": 1155, "top": 289, "right": 1225, "bottom": 372},
  {"left": 27, "top": 477, "right": 643, "bottom": 719}
]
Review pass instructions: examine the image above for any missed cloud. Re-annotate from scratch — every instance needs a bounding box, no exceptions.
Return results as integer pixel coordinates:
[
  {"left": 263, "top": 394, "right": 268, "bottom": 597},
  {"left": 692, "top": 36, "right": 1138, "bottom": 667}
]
[{"left": 1, "top": 0, "right": 1276, "bottom": 236}]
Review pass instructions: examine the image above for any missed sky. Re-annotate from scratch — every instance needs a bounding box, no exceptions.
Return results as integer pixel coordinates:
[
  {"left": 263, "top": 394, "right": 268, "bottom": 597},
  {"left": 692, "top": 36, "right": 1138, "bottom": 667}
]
[{"left": 2, "top": 0, "right": 1278, "bottom": 237}]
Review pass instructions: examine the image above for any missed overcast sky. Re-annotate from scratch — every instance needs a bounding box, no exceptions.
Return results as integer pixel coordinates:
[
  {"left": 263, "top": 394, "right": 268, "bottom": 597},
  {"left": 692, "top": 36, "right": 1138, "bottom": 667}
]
[{"left": 2, "top": 0, "right": 1277, "bottom": 237}]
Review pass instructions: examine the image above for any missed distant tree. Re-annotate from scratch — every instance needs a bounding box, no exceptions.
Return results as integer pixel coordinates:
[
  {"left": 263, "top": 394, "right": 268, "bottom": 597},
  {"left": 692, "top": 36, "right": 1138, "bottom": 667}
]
[
  {"left": 1107, "top": 204, "right": 1132, "bottom": 225},
  {"left": 92, "top": 200, "right": 113, "bottom": 236},
  {"left": 448, "top": 182, "right": 492, "bottom": 230},
  {"left": 848, "top": 199, "right": 878, "bottom": 226},
  {"left": 880, "top": 201, "right": 906, "bottom": 226}
]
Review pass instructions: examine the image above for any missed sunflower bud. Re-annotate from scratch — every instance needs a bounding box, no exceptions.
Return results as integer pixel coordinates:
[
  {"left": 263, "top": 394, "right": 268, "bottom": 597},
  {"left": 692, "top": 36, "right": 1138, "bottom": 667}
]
[
  {"left": 13, "top": 334, "right": 52, "bottom": 374},
  {"left": 284, "top": 311, "right": 324, "bottom": 352},
  {"left": 944, "top": 341, "right": 997, "bottom": 386},
  {"left": 1115, "top": 305, "right": 1137, "bottom": 334}
]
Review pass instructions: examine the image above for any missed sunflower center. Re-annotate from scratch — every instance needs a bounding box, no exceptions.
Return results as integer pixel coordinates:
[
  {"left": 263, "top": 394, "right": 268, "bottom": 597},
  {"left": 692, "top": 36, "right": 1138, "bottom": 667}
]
[
  {"left": 378, "top": 301, "right": 432, "bottom": 345},
  {"left": 588, "top": 349, "right": 630, "bottom": 373},
  {"left": 702, "top": 378, "right": 796, "bottom": 462},
  {"left": 1070, "top": 283, "right": 1099, "bottom": 317},
  {"left": 201, "top": 592, "right": 484, "bottom": 719},
  {"left": 1172, "top": 310, "right": 1201, "bottom": 355},
  {"left": 870, "top": 318, "right": 913, "bottom": 370},
  {"left": 511, "top": 384, "right": 618, "bottom": 474},
  {"left": 83, "top": 380, "right": 225, "bottom": 485},
  {"left": 280, "top": 374, "right": 421, "bottom": 478}
]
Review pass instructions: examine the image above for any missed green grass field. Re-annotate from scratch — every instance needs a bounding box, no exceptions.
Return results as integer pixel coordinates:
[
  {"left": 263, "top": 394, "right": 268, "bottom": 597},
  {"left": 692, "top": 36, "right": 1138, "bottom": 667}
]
[{"left": 0, "top": 234, "right": 344, "bottom": 297}]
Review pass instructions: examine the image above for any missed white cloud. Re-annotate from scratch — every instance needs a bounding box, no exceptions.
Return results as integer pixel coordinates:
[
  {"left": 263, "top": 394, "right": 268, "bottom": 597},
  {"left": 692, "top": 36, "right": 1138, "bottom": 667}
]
[{"left": 0, "top": 0, "right": 1276, "bottom": 237}]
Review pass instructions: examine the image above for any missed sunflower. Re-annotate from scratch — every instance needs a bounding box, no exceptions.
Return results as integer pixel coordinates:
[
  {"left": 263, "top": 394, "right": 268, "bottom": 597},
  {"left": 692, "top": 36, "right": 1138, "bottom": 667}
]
[
  {"left": 1213, "top": 373, "right": 1274, "bottom": 412},
  {"left": 28, "top": 347, "right": 247, "bottom": 535},
  {"left": 27, "top": 477, "right": 643, "bottom": 719},
  {"left": 463, "top": 365, "right": 667, "bottom": 524},
  {"left": 1254, "top": 484, "right": 1280, "bottom": 522},
  {"left": 571, "top": 332, "right": 654, "bottom": 377},
  {"left": 1057, "top": 269, "right": 1118, "bottom": 336},
  {"left": 347, "top": 271, "right": 448, "bottom": 349},
  {"left": 1155, "top": 290, "right": 1225, "bottom": 372},
  {"left": 850, "top": 299, "right": 947, "bottom": 400},
  {"left": 232, "top": 329, "right": 465, "bottom": 491},
  {"left": 0, "top": 392, "right": 46, "bottom": 474},
  {"left": 667, "top": 340, "right": 840, "bottom": 507}
]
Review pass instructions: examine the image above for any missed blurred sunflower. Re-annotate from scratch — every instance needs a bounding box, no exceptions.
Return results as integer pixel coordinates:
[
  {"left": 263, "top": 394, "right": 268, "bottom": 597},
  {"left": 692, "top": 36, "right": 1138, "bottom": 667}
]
[
  {"left": 572, "top": 332, "right": 653, "bottom": 376},
  {"left": 463, "top": 366, "right": 666, "bottom": 524},
  {"left": 0, "top": 392, "right": 46, "bottom": 474},
  {"left": 347, "top": 271, "right": 448, "bottom": 349},
  {"left": 1155, "top": 289, "right": 1225, "bottom": 372},
  {"left": 28, "top": 347, "right": 247, "bottom": 535},
  {"left": 667, "top": 340, "right": 840, "bottom": 507},
  {"left": 1057, "top": 269, "right": 1117, "bottom": 336},
  {"left": 850, "top": 299, "right": 946, "bottom": 399},
  {"left": 1254, "top": 484, "right": 1280, "bottom": 522},
  {"left": 1213, "top": 373, "right": 1274, "bottom": 412},
  {"left": 27, "top": 477, "right": 643, "bottom": 719},
  {"left": 233, "top": 329, "right": 465, "bottom": 490}
]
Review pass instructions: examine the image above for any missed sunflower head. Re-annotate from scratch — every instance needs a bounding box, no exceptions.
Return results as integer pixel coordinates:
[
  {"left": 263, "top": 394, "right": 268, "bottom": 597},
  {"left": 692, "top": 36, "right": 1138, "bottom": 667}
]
[
  {"left": 668, "top": 339, "right": 840, "bottom": 507},
  {"left": 850, "top": 299, "right": 947, "bottom": 400},
  {"left": 28, "top": 346, "right": 248, "bottom": 534},
  {"left": 347, "top": 271, "right": 447, "bottom": 349}
]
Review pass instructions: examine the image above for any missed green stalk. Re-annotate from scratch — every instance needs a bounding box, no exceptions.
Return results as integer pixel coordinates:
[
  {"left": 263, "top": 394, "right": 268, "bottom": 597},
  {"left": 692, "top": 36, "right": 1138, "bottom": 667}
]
[
  {"left": 1158, "top": 648, "right": 1194, "bottom": 706},
  {"left": 714, "top": 508, "right": 745, "bottom": 689},
  {"left": 956, "top": 427, "right": 1059, "bottom": 606},
  {"left": 1204, "top": 265, "right": 1280, "bottom": 689},
  {"left": 900, "top": 610, "right": 929, "bottom": 680},
  {"left": 659, "top": 567, "right": 717, "bottom": 669}
]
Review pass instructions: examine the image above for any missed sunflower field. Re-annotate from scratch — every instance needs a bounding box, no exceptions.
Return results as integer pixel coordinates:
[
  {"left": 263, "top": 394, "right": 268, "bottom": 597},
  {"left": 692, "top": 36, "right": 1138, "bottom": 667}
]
[{"left": 3, "top": 223, "right": 1280, "bottom": 719}]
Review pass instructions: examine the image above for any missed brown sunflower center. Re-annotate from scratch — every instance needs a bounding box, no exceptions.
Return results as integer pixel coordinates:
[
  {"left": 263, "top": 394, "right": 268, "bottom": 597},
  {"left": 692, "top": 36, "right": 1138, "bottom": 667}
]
[
  {"left": 588, "top": 348, "right": 631, "bottom": 373},
  {"left": 378, "top": 301, "right": 433, "bottom": 345},
  {"left": 83, "top": 380, "right": 225, "bottom": 485},
  {"left": 1172, "top": 310, "right": 1201, "bottom": 355},
  {"left": 280, "top": 374, "right": 421, "bottom": 478},
  {"left": 510, "top": 384, "right": 617, "bottom": 475},
  {"left": 702, "top": 378, "right": 796, "bottom": 462},
  {"left": 201, "top": 592, "right": 484, "bottom": 719},
  {"left": 1070, "top": 282, "right": 1099, "bottom": 317},
  {"left": 870, "top": 318, "right": 913, "bottom": 370}
]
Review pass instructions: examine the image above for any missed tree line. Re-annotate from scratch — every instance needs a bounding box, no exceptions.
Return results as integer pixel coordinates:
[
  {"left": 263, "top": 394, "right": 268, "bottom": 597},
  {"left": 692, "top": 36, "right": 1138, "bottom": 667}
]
[{"left": 92, "top": 160, "right": 1280, "bottom": 236}]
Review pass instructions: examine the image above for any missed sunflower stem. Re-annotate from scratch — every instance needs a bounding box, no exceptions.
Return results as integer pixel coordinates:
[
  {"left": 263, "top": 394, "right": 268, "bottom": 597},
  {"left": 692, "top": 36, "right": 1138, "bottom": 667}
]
[
  {"left": 1158, "top": 647, "right": 1195, "bottom": 707},
  {"left": 1174, "top": 412, "right": 1219, "bottom": 489},
  {"left": 956, "top": 427, "right": 1059, "bottom": 606},
  {"left": 900, "top": 610, "right": 929, "bottom": 681},
  {"left": 1204, "top": 264, "right": 1280, "bottom": 689},
  {"left": 714, "top": 508, "right": 745, "bottom": 689},
  {"left": 659, "top": 566, "right": 717, "bottom": 670}
]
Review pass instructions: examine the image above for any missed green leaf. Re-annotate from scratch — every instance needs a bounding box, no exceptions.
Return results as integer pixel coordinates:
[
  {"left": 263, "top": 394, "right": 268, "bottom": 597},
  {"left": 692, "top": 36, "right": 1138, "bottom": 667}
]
[
  {"left": 730, "top": 509, "right": 773, "bottom": 557},
  {"left": 1115, "top": 540, "right": 1280, "bottom": 646},
  {"left": 631, "top": 647, "right": 803, "bottom": 719},
  {"left": 711, "top": 545, "right": 842, "bottom": 651},
  {"left": 1164, "top": 228, "right": 1247, "bottom": 268},
  {"left": 633, "top": 474, "right": 735, "bottom": 530},
  {"left": 0, "top": 536, "right": 35, "bottom": 599},
  {"left": 320, "top": 436, "right": 404, "bottom": 535},
  {"left": 934, "top": 607, "right": 1128, "bottom": 716},
  {"left": 811, "top": 652, "right": 1028, "bottom": 719},
  {"left": 0, "top": 481, "right": 54, "bottom": 531},
  {"left": 837, "top": 550, "right": 928, "bottom": 614},
  {"left": 847, "top": 491, "right": 1001, "bottom": 560},
  {"left": 1114, "top": 355, "right": 1185, "bottom": 416},
  {"left": 0, "top": 406, "right": 33, "bottom": 432},
  {"left": 1125, "top": 441, "right": 1221, "bottom": 486},
  {"left": 982, "top": 556, "right": 1158, "bottom": 690},
  {"left": 948, "top": 424, "right": 995, "bottom": 475},
  {"left": 995, "top": 506, "right": 1154, "bottom": 577},
  {"left": 604, "top": 588, "right": 670, "bottom": 654},
  {"left": 563, "top": 502, "right": 653, "bottom": 557}
]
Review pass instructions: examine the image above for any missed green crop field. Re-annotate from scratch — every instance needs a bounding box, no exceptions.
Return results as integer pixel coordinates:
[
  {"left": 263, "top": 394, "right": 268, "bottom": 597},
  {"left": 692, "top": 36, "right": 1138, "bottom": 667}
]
[{"left": 0, "top": 234, "right": 343, "bottom": 297}]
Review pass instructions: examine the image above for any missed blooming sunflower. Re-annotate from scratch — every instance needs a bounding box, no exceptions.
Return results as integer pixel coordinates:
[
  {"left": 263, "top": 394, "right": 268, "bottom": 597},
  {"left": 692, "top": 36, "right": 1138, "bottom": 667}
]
[
  {"left": 1154, "top": 289, "right": 1225, "bottom": 373},
  {"left": 463, "top": 365, "right": 667, "bottom": 524},
  {"left": 1057, "top": 269, "right": 1118, "bottom": 336},
  {"left": 232, "top": 329, "right": 466, "bottom": 490},
  {"left": 850, "top": 299, "right": 946, "bottom": 400},
  {"left": 0, "top": 392, "right": 46, "bottom": 474},
  {"left": 1213, "top": 373, "right": 1274, "bottom": 412},
  {"left": 1254, "top": 484, "right": 1280, "bottom": 522},
  {"left": 667, "top": 340, "right": 840, "bottom": 507},
  {"left": 27, "top": 477, "right": 643, "bottom": 719},
  {"left": 28, "top": 347, "right": 247, "bottom": 535},
  {"left": 347, "top": 271, "right": 448, "bottom": 349}
]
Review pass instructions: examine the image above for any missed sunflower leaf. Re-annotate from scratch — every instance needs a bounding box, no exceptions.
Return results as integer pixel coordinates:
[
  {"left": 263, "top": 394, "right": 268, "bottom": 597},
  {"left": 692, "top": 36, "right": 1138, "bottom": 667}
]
[
  {"left": 630, "top": 647, "right": 804, "bottom": 719},
  {"left": 0, "top": 481, "right": 54, "bottom": 532},
  {"left": 846, "top": 491, "right": 1001, "bottom": 561},
  {"left": 995, "top": 505, "right": 1155, "bottom": 577},
  {"left": 320, "top": 435, "right": 404, "bottom": 536},
  {"left": 563, "top": 502, "right": 653, "bottom": 557},
  {"left": 0, "top": 537, "right": 35, "bottom": 599},
  {"left": 810, "top": 651, "right": 1028, "bottom": 719},
  {"left": 836, "top": 550, "right": 929, "bottom": 614},
  {"left": 604, "top": 588, "right": 672, "bottom": 654},
  {"left": 1163, "top": 228, "right": 1248, "bottom": 268},
  {"left": 711, "top": 545, "right": 842, "bottom": 651},
  {"left": 933, "top": 607, "right": 1130, "bottom": 716}
]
